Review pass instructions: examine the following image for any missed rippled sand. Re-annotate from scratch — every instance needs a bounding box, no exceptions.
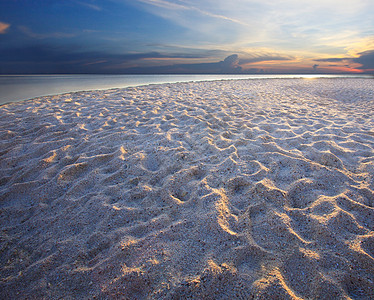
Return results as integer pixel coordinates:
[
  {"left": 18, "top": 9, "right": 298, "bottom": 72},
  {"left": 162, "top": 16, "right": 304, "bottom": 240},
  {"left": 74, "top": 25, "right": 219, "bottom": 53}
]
[{"left": 1, "top": 78, "right": 374, "bottom": 299}]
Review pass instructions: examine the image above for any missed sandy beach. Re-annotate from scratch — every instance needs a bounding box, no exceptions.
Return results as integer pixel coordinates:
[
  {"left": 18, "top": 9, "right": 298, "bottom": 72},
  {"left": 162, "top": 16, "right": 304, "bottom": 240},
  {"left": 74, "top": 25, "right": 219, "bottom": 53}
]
[{"left": 1, "top": 78, "right": 374, "bottom": 299}]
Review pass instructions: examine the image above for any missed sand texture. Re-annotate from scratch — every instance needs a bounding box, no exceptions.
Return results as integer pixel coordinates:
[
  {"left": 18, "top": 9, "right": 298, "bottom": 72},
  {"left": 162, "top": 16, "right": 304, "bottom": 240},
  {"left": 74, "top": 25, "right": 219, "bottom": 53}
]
[{"left": 1, "top": 78, "right": 374, "bottom": 299}]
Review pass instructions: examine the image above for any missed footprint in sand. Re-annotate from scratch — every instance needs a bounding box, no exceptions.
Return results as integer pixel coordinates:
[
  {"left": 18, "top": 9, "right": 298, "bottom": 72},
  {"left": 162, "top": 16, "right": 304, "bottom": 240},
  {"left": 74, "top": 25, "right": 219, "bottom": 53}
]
[{"left": 143, "top": 152, "right": 160, "bottom": 172}]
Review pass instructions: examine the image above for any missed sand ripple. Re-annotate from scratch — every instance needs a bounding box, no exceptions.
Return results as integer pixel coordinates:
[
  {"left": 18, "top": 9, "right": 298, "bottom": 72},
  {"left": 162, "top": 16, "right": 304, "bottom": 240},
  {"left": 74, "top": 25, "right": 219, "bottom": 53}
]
[{"left": 1, "top": 78, "right": 374, "bottom": 299}]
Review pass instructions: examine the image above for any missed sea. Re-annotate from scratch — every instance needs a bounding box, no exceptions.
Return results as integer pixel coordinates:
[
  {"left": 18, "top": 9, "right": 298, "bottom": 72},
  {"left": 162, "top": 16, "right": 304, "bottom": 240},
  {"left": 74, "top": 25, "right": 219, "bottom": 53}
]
[{"left": 0, "top": 74, "right": 371, "bottom": 105}]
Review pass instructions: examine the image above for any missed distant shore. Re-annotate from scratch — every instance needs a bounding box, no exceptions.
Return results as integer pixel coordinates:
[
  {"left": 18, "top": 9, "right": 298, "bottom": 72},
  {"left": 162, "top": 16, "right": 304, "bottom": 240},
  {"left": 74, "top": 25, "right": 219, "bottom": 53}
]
[{"left": 1, "top": 78, "right": 373, "bottom": 299}]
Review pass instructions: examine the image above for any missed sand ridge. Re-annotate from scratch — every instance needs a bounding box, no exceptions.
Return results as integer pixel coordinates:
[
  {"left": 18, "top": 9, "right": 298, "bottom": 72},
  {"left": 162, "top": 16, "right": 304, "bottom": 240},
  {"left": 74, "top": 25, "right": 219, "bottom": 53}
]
[{"left": 1, "top": 78, "right": 374, "bottom": 299}]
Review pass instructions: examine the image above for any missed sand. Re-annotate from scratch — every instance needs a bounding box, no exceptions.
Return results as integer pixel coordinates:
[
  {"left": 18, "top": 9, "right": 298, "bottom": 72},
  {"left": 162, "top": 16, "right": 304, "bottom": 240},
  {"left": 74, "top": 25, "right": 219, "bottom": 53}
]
[{"left": 1, "top": 78, "right": 374, "bottom": 299}]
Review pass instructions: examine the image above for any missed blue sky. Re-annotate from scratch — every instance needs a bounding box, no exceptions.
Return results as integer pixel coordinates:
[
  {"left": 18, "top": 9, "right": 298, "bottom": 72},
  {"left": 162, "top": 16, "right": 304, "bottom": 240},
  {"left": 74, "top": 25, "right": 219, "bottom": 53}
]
[{"left": 0, "top": 0, "right": 373, "bottom": 74}]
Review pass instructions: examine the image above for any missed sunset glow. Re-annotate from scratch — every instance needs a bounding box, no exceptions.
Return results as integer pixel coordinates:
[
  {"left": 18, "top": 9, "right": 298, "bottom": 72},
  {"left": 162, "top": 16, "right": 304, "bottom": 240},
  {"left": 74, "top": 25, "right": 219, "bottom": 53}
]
[{"left": 0, "top": 0, "right": 373, "bottom": 74}]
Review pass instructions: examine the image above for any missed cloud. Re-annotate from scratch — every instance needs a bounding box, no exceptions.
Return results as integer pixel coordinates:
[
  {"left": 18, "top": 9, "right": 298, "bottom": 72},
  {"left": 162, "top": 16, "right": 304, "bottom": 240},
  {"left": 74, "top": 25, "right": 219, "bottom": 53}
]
[
  {"left": 0, "top": 40, "right": 371, "bottom": 75},
  {"left": 239, "top": 54, "right": 293, "bottom": 64},
  {"left": 121, "top": 54, "right": 245, "bottom": 74},
  {"left": 135, "top": 0, "right": 246, "bottom": 25},
  {"left": 222, "top": 54, "right": 240, "bottom": 69},
  {"left": 0, "top": 45, "right": 202, "bottom": 64},
  {"left": 18, "top": 26, "right": 76, "bottom": 39},
  {"left": 313, "top": 50, "right": 374, "bottom": 71},
  {"left": 117, "top": 0, "right": 250, "bottom": 44},
  {"left": 119, "top": 0, "right": 373, "bottom": 52},
  {"left": 314, "top": 58, "right": 349, "bottom": 62},
  {"left": 0, "top": 44, "right": 118, "bottom": 73},
  {"left": 0, "top": 44, "right": 247, "bottom": 74},
  {"left": 76, "top": 1, "right": 102, "bottom": 11},
  {"left": 0, "top": 43, "right": 232, "bottom": 74},
  {"left": 0, "top": 22, "right": 10, "bottom": 34},
  {"left": 0, "top": 45, "right": 79, "bottom": 63},
  {"left": 121, "top": 53, "right": 296, "bottom": 74},
  {"left": 353, "top": 50, "right": 374, "bottom": 70}
]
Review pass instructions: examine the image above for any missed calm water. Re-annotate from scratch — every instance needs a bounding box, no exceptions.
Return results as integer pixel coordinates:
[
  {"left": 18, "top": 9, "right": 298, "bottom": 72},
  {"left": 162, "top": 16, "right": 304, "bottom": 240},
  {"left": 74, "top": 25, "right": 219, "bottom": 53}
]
[{"left": 0, "top": 74, "right": 371, "bottom": 105}]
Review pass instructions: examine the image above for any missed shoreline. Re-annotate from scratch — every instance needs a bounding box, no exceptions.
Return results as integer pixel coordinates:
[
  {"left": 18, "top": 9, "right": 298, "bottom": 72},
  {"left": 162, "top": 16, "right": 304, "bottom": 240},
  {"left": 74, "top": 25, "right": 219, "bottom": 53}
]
[
  {"left": 1, "top": 78, "right": 373, "bottom": 299},
  {"left": 1, "top": 74, "right": 372, "bottom": 106}
]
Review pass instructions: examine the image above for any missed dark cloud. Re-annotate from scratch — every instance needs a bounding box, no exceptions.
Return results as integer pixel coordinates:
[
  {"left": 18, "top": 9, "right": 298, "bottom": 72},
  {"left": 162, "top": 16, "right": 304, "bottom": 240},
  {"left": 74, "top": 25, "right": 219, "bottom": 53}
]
[
  {"left": 0, "top": 43, "right": 245, "bottom": 74},
  {"left": 122, "top": 54, "right": 244, "bottom": 74},
  {"left": 239, "top": 55, "right": 293, "bottom": 64},
  {"left": 314, "top": 51, "right": 374, "bottom": 72},
  {"left": 2, "top": 42, "right": 371, "bottom": 74},
  {"left": 0, "top": 39, "right": 296, "bottom": 74},
  {"left": 353, "top": 50, "right": 374, "bottom": 70},
  {"left": 123, "top": 54, "right": 297, "bottom": 74},
  {"left": 314, "top": 57, "right": 350, "bottom": 62},
  {"left": 221, "top": 54, "right": 241, "bottom": 71},
  {"left": 0, "top": 45, "right": 205, "bottom": 63},
  {"left": 0, "top": 44, "right": 222, "bottom": 74},
  {"left": 222, "top": 54, "right": 239, "bottom": 66}
]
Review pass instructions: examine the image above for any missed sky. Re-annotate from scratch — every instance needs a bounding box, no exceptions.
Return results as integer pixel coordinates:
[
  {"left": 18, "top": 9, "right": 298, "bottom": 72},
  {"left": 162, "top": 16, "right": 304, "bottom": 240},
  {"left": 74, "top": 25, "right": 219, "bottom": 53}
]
[{"left": 0, "top": 0, "right": 373, "bottom": 74}]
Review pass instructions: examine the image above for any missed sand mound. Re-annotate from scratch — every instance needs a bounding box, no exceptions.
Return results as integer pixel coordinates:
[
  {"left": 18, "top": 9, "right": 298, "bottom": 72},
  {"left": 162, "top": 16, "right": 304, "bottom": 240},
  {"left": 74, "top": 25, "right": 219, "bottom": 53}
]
[{"left": 1, "top": 78, "right": 374, "bottom": 299}]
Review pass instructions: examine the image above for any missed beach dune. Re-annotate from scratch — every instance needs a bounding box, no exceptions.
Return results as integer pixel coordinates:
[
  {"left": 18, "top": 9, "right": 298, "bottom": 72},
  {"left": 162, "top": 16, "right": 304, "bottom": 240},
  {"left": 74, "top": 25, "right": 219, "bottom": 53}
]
[{"left": 1, "top": 78, "right": 374, "bottom": 299}]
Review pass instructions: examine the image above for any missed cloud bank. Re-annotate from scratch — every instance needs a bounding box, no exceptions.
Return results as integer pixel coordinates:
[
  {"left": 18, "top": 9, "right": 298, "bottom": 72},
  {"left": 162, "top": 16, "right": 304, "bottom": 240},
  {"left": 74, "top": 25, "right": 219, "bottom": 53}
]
[
  {"left": 0, "top": 43, "right": 294, "bottom": 74},
  {"left": 354, "top": 50, "right": 374, "bottom": 70},
  {"left": 313, "top": 50, "right": 374, "bottom": 72},
  {"left": 314, "top": 58, "right": 349, "bottom": 63}
]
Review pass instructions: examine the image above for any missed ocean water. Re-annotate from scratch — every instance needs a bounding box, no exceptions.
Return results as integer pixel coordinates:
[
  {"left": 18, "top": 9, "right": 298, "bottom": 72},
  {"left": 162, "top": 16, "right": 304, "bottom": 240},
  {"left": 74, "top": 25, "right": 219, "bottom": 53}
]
[{"left": 0, "top": 74, "right": 371, "bottom": 105}]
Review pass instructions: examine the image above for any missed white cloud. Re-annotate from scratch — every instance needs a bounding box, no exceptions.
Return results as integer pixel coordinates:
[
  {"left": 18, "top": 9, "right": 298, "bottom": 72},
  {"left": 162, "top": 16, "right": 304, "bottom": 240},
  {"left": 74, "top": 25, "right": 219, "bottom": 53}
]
[
  {"left": 135, "top": 0, "right": 246, "bottom": 26},
  {"left": 116, "top": 0, "right": 373, "bottom": 58},
  {"left": 76, "top": 1, "right": 102, "bottom": 11}
]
